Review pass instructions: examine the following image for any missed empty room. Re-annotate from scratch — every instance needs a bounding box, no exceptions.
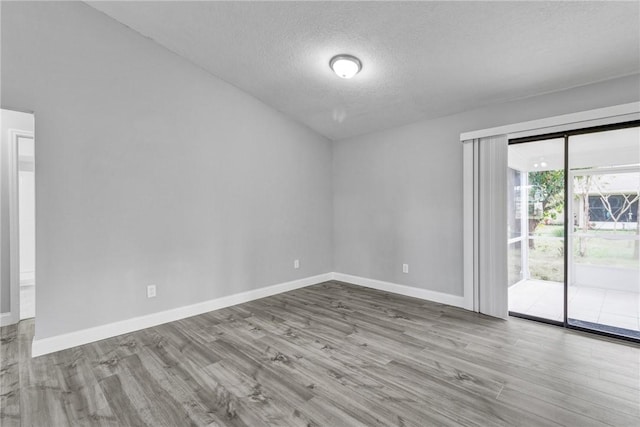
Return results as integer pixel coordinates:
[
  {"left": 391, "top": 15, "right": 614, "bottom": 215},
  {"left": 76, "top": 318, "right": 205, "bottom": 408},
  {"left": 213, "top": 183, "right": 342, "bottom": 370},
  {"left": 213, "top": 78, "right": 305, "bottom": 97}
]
[{"left": 1, "top": 1, "right": 639, "bottom": 426}]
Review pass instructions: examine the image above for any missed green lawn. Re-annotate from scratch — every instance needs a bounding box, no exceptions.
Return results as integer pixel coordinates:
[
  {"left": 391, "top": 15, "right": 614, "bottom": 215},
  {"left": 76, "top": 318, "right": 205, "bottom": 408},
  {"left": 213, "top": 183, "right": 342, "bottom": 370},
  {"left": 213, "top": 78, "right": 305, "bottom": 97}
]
[
  {"left": 511, "top": 224, "right": 639, "bottom": 283},
  {"left": 529, "top": 237, "right": 564, "bottom": 282}
]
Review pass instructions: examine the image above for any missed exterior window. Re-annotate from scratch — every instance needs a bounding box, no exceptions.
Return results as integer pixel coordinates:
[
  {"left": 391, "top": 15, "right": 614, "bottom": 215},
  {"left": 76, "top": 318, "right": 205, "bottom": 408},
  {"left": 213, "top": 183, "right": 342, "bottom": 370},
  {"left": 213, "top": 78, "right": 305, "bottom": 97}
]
[{"left": 588, "top": 195, "right": 638, "bottom": 223}]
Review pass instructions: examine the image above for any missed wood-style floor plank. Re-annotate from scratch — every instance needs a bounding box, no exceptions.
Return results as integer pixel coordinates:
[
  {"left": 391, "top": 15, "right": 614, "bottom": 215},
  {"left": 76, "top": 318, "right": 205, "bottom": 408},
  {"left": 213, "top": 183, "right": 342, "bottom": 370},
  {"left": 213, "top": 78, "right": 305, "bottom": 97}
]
[
  {"left": 0, "top": 324, "right": 20, "bottom": 427},
  {"left": 1, "top": 281, "right": 639, "bottom": 426}
]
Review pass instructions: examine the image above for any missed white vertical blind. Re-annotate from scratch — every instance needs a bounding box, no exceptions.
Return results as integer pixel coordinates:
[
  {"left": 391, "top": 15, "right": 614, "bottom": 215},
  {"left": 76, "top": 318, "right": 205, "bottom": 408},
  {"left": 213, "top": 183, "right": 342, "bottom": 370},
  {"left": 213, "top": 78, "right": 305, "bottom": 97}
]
[{"left": 464, "top": 136, "right": 508, "bottom": 319}]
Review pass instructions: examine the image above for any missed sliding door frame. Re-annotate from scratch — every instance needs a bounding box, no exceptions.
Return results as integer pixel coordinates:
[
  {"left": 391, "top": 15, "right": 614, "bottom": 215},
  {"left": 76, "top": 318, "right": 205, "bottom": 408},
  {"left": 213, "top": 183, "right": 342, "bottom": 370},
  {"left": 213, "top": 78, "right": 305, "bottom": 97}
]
[{"left": 508, "top": 119, "right": 640, "bottom": 343}]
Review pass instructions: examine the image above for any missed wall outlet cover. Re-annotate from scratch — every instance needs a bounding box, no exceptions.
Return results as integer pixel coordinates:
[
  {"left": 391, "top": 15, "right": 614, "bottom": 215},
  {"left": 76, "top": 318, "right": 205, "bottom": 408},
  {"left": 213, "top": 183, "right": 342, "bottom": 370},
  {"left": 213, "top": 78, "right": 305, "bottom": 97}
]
[{"left": 147, "top": 285, "right": 157, "bottom": 298}]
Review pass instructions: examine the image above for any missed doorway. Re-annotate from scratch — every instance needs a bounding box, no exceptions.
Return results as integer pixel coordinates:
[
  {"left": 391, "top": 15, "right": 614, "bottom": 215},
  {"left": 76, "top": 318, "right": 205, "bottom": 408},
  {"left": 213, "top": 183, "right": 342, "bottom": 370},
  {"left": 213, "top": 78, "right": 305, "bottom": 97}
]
[
  {"left": 17, "top": 134, "right": 35, "bottom": 319},
  {"left": 0, "top": 108, "right": 35, "bottom": 325},
  {"left": 508, "top": 122, "right": 640, "bottom": 341}
]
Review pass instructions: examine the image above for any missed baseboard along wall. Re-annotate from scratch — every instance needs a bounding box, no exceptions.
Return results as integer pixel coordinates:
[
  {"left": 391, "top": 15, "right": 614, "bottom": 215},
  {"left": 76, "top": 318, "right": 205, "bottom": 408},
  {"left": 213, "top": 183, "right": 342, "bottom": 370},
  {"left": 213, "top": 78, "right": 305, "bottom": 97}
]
[
  {"left": 31, "top": 272, "right": 465, "bottom": 357},
  {"left": 0, "top": 312, "right": 19, "bottom": 327},
  {"left": 332, "top": 273, "right": 466, "bottom": 308}
]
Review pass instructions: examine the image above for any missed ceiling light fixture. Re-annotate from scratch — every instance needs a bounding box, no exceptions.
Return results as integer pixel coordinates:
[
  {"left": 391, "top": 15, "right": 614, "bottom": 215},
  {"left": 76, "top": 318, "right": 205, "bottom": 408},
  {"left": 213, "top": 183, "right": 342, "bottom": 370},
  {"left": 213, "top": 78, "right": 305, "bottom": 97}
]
[{"left": 330, "top": 54, "right": 362, "bottom": 79}]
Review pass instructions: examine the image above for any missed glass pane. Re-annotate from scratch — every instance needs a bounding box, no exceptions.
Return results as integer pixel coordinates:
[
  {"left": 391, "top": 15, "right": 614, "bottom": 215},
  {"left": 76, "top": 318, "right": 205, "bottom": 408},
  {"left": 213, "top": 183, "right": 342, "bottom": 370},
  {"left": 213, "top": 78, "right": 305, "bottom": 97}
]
[
  {"left": 508, "top": 138, "right": 565, "bottom": 321},
  {"left": 508, "top": 241, "right": 522, "bottom": 286},
  {"left": 568, "top": 127, "right": 640, "bottom": 339},
  {"left": 507, "top": 168, "right": 523, "bottom": 286}
]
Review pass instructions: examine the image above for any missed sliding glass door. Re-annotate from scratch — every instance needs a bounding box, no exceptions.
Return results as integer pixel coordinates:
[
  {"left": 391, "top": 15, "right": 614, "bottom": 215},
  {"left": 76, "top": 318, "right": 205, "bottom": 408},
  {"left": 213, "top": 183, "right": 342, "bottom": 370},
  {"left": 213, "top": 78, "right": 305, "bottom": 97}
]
[
  {"left": 507, "top": 122, "right": 640, "bottom": 341},
  {"left": 568, "top": 127, "right": 639, "bottom": 339},
  {"left": 508, "top": 138, "right": 565, "bottom": 323}
]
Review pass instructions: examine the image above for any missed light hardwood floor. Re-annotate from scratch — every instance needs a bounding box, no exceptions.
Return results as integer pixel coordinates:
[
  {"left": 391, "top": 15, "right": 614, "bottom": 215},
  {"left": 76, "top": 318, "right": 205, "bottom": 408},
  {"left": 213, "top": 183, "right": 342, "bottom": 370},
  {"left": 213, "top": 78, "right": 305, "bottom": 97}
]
[{"left": 1, "top": 281, "right": 639, "bottom": 426}]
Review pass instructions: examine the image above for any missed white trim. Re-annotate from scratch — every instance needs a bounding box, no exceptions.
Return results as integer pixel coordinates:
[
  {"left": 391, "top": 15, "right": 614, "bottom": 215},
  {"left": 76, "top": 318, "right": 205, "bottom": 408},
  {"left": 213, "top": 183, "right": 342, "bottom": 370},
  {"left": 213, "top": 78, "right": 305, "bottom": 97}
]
[
  {"left": 572, "top": 232, "right": 639, "bottom": 241},
  {"left": 6, "top": 130, "right": 34, "bottom": 326},
  {"left": 331, "top": 272, "right": 466, "bottom": 308},
  {"left": 520, "top": 172, "right": 530, "bottom": 281},
  {"left": 7, "top": 130, "right": 19, "bottom": 325},
  {"left": 570, "top": 165, "right": 640, "bottom": 177},
  {"left": 472, "top": 142, "right": 480, "bottom": 312},
  {"left": 32, "top": 272, "right": 333, "bottom": 357},
  {"left": 462, "top": 142, "right": 475, "bottom": 311},
  {"left": 30, "top": 273, "right": 466, "bottom": 357},
  {"left": 31, "top": 271, "right": 469, "bottom": 357},
  {"left": 0, "top": 311, "right": 19, "bottom": 327},
  {"left": 460, "top": 102, "right": 640, "bottom": 141}
]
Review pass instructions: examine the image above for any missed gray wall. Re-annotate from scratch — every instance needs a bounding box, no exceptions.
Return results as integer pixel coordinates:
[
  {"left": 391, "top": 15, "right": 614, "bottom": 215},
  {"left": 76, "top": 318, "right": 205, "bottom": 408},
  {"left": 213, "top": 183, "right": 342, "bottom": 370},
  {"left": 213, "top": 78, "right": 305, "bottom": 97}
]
[
  {"left": 0, "top": 110, "right": 34, "bottom": 314},
  {"left": 333, "top": 74, "right": 640, "bottom": 296},
  {"left": 1, "top": 2, "right": 333, "bottom": 339}
]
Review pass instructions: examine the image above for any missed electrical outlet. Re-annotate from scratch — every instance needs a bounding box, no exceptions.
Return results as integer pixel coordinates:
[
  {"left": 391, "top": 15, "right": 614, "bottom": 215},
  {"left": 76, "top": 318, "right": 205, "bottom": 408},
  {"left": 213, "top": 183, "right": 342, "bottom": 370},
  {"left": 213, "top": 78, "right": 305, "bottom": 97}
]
[
  {"left": 147, "top": 284, "right": 157, "bottom": 298},
  {"left": 402, "top": 264, "right": 409, "bottom": 274},
  {"left": 294, "top": 259, "right": 300, "bottom": 269}
]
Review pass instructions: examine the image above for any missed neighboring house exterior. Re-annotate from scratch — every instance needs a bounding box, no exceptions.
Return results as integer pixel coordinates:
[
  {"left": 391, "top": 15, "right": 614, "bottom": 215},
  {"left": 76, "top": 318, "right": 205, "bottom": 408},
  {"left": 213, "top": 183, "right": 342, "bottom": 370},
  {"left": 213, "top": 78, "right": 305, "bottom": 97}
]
[{"left": 574, "top": 172, "right": 640, "bottom": 231}]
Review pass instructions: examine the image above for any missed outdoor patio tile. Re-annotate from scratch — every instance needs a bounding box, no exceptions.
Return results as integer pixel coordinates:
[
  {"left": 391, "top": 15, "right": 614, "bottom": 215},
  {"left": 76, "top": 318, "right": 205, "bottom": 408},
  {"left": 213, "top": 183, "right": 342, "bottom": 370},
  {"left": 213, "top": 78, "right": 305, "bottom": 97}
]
[
  {"left": 600, "top": 290, "right": 640, "bottom": 315},
  {"left": 570, "top": 287, "right": 607, "bottom": 309},
  {"left": 597, "top": 312, "right": 639, "bottom": 331},
  {"left": 526, "top": 303, "right": 564, "bottom": 321},
  {"left": 567, "top": 286, "right": 581, "bottom": 301},
  {"left": 567, "top": 308, "right": 600, "bottom": 323},
  {"left": 510, "top": 280, "right": 640, "bottom": 332},
  {"left": 509, "top": 301, "right": 535, "bottom": 313}
]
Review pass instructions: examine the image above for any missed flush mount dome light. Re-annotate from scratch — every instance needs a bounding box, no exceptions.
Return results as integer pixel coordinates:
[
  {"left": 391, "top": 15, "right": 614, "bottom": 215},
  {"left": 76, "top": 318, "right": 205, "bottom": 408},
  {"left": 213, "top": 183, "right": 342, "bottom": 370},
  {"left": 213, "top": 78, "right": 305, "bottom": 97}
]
[{"left": 330, "top": 54, "right": 362, "bottom": 79}]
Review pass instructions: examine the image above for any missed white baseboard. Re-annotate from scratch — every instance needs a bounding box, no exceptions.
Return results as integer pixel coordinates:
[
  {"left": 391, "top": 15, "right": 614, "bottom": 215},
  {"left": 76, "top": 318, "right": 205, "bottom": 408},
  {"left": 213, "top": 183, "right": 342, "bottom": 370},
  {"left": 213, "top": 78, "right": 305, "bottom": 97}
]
[
  {"left": 32, "top": 272, "right": 333, "bottom": 357},
  {"left": 32, "top": 271, "right": 467, "bottom": 357},
  {"left": 331, "top": 272, "right": 466, "bottom": 308},
  {"left": 0, "top": 311, "right": 19, "bottom": 327}
]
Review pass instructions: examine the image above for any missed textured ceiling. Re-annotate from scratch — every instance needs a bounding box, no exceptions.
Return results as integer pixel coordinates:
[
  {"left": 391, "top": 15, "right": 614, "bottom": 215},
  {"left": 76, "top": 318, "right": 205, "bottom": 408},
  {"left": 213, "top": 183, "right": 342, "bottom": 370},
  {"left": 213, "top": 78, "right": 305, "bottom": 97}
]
[{"left": 87, "top": 1, "right": 640, "bottom": 140}]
